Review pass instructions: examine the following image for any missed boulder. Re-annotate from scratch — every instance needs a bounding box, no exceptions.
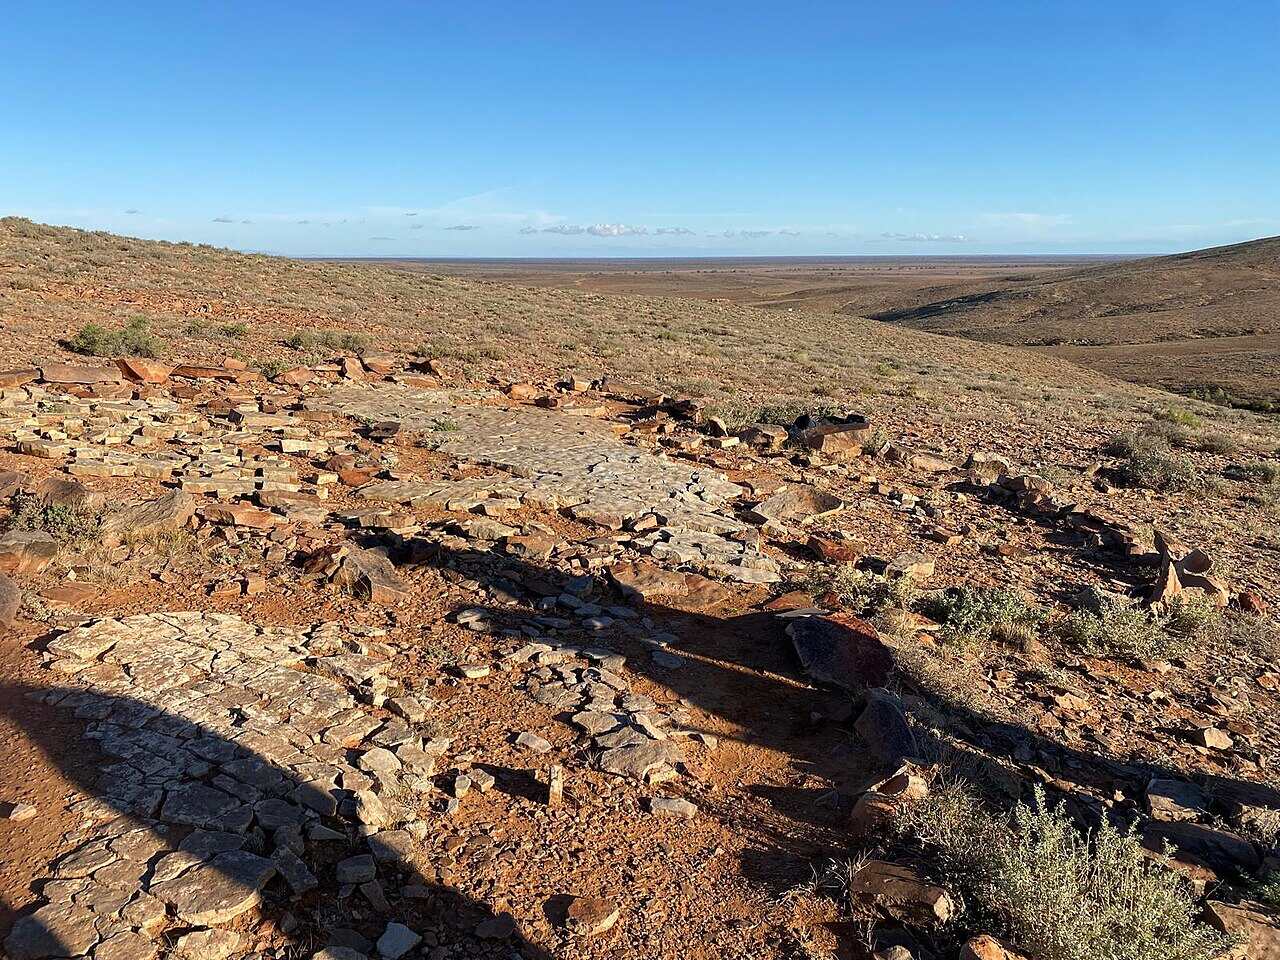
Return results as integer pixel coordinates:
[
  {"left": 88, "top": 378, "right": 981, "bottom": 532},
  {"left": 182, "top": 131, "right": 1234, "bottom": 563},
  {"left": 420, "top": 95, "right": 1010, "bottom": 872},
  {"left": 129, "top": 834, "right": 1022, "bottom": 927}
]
[
  {"left": 855, "top": 688, "right": 919, "bottom": 767},
  {"left": 800, "top": 418, "right": 873, "bottom": 459},
  {"left": 849, "top": 860, "right": 954, "bottom": 925},
  {"left": 0, "top": 368, "right": 39, "bottom": 389},
  {"left": 747, "top": 486, "right": 845, "bottom": 526},
  {"left": 40, "top": 362, "right": 122, "bottom": 385},
  {"left": 0, "top": 530, "right": 60, "bottom": 575},
  {"left": 0, "top": 572, "right": 21, "bottom": 627},
  {"left": 1142, "top": 820, "right": 1259, "bottom": 876},
  {"left": 1205, "top": 901, "right": 1280, "bottom": 960},
  {"left": 36, "top": 475, "right": 104, "bottom": 513},
  {"left": 562, "top": 895, "right": 621, "bottom": 936},
  {"left": 116, "top": 357, "right": 173, "bottom": 383},
  {"left": 787, "top": 613, "right": 894, "bottom": 692},
  {"left": 100, "top": 490, "right": 196, "bottom": 547},
  {"left": 332, "top": 548, "right": 408, "bottom": 605}
]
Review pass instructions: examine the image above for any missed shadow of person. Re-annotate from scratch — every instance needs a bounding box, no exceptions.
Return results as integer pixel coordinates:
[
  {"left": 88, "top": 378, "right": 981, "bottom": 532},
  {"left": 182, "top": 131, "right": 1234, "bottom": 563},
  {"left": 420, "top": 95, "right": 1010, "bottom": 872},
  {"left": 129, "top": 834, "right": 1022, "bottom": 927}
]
[
  {"left": 399, "top": 536, "right": 1280, "bottom": 884},
  {"left": 0, "top": 671, "right": 553, "bottom": 960}
]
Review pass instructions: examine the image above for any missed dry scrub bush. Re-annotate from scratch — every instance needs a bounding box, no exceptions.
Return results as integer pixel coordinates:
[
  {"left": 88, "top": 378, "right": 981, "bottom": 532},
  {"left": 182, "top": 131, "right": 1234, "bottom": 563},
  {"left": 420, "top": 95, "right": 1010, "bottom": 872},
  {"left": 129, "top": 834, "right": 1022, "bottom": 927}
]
[
  {"left": 902, "top": 784, "right": 1231, "bottom": 960},
  {"left": 1060, "top": 590, "right": 1218, "bottom": 661}
]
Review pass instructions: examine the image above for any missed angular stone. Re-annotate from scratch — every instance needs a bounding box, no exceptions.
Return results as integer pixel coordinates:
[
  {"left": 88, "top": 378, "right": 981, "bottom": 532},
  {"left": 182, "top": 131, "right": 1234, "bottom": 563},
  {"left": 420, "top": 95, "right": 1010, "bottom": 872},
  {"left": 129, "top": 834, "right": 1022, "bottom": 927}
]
[
  {"left": 99, "top": 489, "right": 196, "bottom": 547},
  {"left": 336, "top": 854, "right": 377, "bottom": 884},
  {"left": 159, "top": 783, "right": 247, "bottom": 830},
  {"left": 1205, "top": 901, "right": 1280, "bottom": 960},
  {"left": 0, "top": 572, "right": 20, "bottom": 627},
  {"left": 4, "top": 902, "right": 100, "bottom": 959},
  {"left": 40, "top": 362, "right": 122, "bottom": 384},
  {"left": 1142, "top": 821, "right": 1259, "bottom": 875},
  {"left": 748, "top": 485, "right": 845, "bottom": 525},
  {"left": 333, "top": 548, "right": 407, "bottom": 605},
  {"left": 855, "top": 688, "right": 918, "bottom": 766},
  {"left": 788, "top": 613, "right": 894, "bottom": 693},
  {"left": 563, "top": 895, "right": 621, "bottom": 936},
  {"left": 598, "top": 740, "right": 683, "bottom": 780},
  {"left": 1145, "top": 778, "right": 1208, "bottom": 822},
  {"left": 174, "top": 928, "right": 242, "bottom": 959},
  {"left": 116, "top": 357, "right": 173, "bottom": 383},
  {"left": 849, "top": 860, "right": 954, "bottom": 925},
  {"left": 649, "top": 797, "right": 698, "bottom": 819},
  {"left": 150, "top": 850, "right": 275, "bottom": 925},
  {"left": 0, "top": 530, "right": 59, "bottom": 575},
  {"left": 371, "top": 921, "right": 419, "bottom": 958}
]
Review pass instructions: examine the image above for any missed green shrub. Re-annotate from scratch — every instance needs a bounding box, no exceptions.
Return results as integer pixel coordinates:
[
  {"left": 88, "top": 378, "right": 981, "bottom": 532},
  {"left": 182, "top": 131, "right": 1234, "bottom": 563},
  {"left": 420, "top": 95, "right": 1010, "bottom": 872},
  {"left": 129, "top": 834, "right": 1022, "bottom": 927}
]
[
  {"left": 67, "top": 315, "right": 163, "bottom": 358},
  {"left": 1060, "top": 589, "right": 1217, "bottom": 660},
  {"left": 903, "top": 784, "right": 1231, "bottom": 960},
  {"left": 286, "top": 329, "right": 371, "bottom": 355},
  {"left": 807, "top": 564, "right": 918, "bottom": 616},
  {"left": 1105, "top": 432, "right": 1202, "bottom": 492},
  {"left": 219, "top": 321, "right": 249, "bottom": 338},
  {"left": 1235, "top": 460, "right": 1280, "bottom": 485},
  {"left": 1153, "top": 407, "right": 1201, "bottom": 428},
  {"left": 921, "top": 587, "right": 1045, "bottom": 647},
  {"left": 7, "top": 493, "right": 103, "bottom": 545}
]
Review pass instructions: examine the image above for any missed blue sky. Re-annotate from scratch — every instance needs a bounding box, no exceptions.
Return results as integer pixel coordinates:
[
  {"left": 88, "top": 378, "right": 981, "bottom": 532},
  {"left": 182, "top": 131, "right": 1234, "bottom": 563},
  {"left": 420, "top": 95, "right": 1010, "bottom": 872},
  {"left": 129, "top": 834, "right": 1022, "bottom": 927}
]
[{"left": 3, "top": 1, "right": 1278, "bottom": 257}]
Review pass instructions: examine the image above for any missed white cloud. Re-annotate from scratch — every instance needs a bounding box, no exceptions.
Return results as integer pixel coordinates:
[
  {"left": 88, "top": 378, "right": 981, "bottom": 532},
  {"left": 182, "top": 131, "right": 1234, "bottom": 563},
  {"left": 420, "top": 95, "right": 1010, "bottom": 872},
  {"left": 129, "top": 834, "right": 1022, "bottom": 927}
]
[
  {"left": 587, "top": 223, "right": 647, "bottom": 237},
  {"left": 444, "top": 224, "right": 480, "bottom": 231},
  {"left": 655, "top": 226, "right": 695, "bottom": 235},
  {"left": 211, "top": 216, "right": 234, "bottom": 223}
]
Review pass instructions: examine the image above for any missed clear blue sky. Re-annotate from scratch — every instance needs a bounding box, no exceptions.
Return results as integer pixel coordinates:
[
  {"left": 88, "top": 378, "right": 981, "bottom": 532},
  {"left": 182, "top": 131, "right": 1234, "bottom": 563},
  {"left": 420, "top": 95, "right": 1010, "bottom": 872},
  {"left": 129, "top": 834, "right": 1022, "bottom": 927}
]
[{"left": 3, "top": 1, "right": 1277, "bottom": 257}]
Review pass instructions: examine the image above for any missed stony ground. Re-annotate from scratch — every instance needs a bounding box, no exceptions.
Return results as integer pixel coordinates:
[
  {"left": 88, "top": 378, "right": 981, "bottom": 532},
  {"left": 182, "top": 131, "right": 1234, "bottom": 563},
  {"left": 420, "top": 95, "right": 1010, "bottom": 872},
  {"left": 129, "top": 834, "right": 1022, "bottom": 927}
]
[
  {"left": 0, "top": 346, "right": 1278, "bottom": 960},
  {"left": 3, "top": 220, "right": 1280, "bottom": 960}
]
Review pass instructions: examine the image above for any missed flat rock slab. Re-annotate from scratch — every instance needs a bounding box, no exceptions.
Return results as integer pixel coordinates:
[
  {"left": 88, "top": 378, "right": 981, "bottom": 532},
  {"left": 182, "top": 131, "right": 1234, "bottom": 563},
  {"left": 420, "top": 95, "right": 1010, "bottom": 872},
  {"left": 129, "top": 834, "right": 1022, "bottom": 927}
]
[
  {"left": 150, "top": 850, "right": 276, "bottom": 924},
  {"left": 787, "top": 613, "right": 894, "bottom": 692}
]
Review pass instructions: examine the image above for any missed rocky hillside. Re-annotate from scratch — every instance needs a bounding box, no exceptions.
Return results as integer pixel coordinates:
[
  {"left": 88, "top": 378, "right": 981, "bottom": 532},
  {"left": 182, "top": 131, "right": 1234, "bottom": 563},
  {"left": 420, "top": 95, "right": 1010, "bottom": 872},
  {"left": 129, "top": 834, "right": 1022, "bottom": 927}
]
[{"left": 1, "top": 221, "right": 1280, "bottom": 960}]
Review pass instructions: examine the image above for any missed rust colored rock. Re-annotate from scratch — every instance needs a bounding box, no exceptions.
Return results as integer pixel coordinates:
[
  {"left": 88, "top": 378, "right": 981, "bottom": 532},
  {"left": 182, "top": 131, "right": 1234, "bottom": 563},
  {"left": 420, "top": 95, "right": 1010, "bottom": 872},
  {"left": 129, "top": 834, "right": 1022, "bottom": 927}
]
[
  {"left": 801, "top": 420, "right": 873, "bottom": 460},
  {"left": 100, "top": 490, "right": 197, "bottom": 547},
  {"left": 36, "top": 475, "right": 104, "bottom": 513},
  {"left": 849, "top": 860, "right": 954, "bottom": 925},
  {"left": 338, "top": 468, "right": 378, "bottom": 487},
  {"left": 807, "top": 534, "right": 861, "bottom": 563},
  {"left": 0, "top": 470, "right": 28, "bottom": 499},
  {"left": 274, "top": 366, "right": 314, "bottom": 386},
  {"left": 961, "top": 935, "right": 1022, "bottom": 960},
  {"left": 361, "top": 353, "right": 395, "bottom": 375},
  {"left": 171, "top": 363, "right": 236, "bottom": 380},
  {"left": 40, "top": 362, "right": 122, "bottom": 384},
  {"left": 0, "top": 530, "right": 59, "bottom": 575},
  {"left": 200, "top": 503, "right": 281, "bottom": 529},
  {"left": 507, "top": 383, "right": 542, "bottom": 401},
  {"left": 1205, "top": 901, "right": 1280, "bottom": 960},
  {"left": 608, "top": 561, "right": 690, "bottom": 602},
  {"left": 1238, "top": 591, "right": 1267, "bottom": 615},
  {"left": 787, "top": 613, "right": 893, "bottom": 692},
  {"left": 562, "top": 896, "right": 620, "bottom": 936},
  {"left": 0, "top": 368, "right": 39, "bottom": 388},
  {"left": 116, "top": 357, "right": 172, "bottom": 383},
  {"left": 0, "top": 572, "right": 20, "bottom": 627},
  {"left": 849, "top": 791, "right": 898, "bottom": 840},
  {"left": 332, "top": 548, "right": 407, "bottom": 605}
]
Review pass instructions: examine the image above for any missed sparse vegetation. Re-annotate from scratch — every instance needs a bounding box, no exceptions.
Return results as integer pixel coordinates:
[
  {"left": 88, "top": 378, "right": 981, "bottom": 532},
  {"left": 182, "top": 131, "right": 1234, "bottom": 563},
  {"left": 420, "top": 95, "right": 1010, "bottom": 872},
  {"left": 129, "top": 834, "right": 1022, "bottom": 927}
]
[
  {"left": 286, "top": 329, "right": 371, "bottom": 355},
  {"left": 67, "top": 315, "right": 164, "bottom": 358},
  {"left": 920, "top": 586, "right": 1045, "bottom": 649},
  {"left": 1060, "top": 588, "right": 1218, "bottom": 661},
  {"left": 6, "top": 493, "right": 103, "bottom": 546},
  {"left": 807, "top": 564, "right": 919, "bottom": 618},
  {"left": 902, "top": 784, "right": 1232, "bottom": 960},
  {"left": 1105, "top": 431, "right": 1203, "bottom": 492}
]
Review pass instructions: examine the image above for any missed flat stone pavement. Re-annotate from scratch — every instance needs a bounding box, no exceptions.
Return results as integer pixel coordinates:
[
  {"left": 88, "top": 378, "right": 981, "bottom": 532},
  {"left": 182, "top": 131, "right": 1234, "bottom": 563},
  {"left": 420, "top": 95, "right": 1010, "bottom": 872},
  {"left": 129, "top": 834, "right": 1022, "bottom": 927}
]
[
  {"left": 309, "top": 383, "right": 780, "bottom": 583},
  {"left": 6, "top": 612, "right": 438, "bottom": 960}
]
